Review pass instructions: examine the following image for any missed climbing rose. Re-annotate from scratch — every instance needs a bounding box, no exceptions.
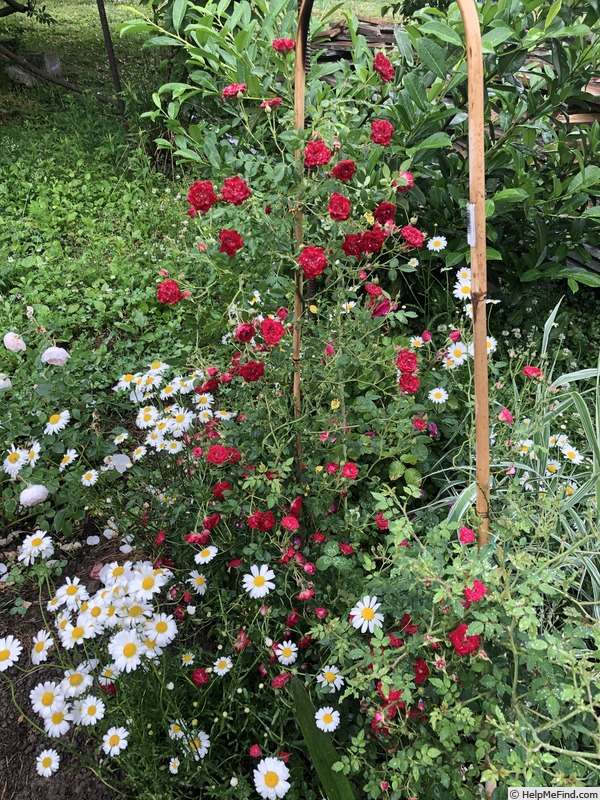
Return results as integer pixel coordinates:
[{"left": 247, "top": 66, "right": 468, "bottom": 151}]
[
  {"left": 332, "top": 159, "right": 356, "bottom": 182},
  {"left": 341, "top": 233, "right": 364, "bottom": 257},
  {"left": 304, "top": 140, "right": 332, "bottom": 168},
  {"left": 373, "top": 51, "right": 395, "bottom": 82},
  {"left": 271, "top": 673, "right": 292, "bottom": 688},
  {"left": 187, "top": 180, "right": 218, "bottom": 213},
  {"left": 373, "top": 201, "right": 396, "bottom": 224},
  {"left": 341, "top": 462, "right": 358, "bottom": 479},
  {"left": 41, "top": 346, "right": 70, "bottom": 365},
  {"left": 459, "top": 526, "right": 476, "bottom": 544},
  {"left": 395, "top": 171, "right": 414, "bottom": 192},
  {"left": 238, "top": 361, "right": 264, "bottom": 382},
  {"left": 401, "top": 225, "right": 425, "bottom": 248},
  {"left": 396, "top": 348, "right": 418, "bottom": 374},
  {"left": 213, "top": 481, "right": 232, "bottom": 500},
  {"left": 272, "top": 37, "right": 295, "bottom": 52},
  {"left": 222, "top": 83, "right": 246, "bottom": 98},
  {"left": 298, "top": 246, "right": 327, "bottom": 279},
  {"left": 362, "top": 226, "right": 385, "bottom": 254},
  {"left": 260, "top": 318, "right": 285, "bottom": 346},
  {"left": 328, "top": 192, "right": 351, "bottom": 221},
  {"left": 249, "top": 744, "right": 262, "bottom": 758},
  {"left": 281, "top": 516, "right": 299, "bottom": 531},
  {"left": 464, "top": 580, "right": 487, "bottom": 603},
  {"left": 522, "top": 365, "right": 543, "bottom": 379},
  {"left": 221, "top": 176, "right": 251, "bottom": 206},
  {"left": 413, "top": 417, "right": 427, "bottom": 431},
  {"left": 498, "top": 407, "right": 514, "bottom": 424},
  {"left": 413, "top": 658, "right": 430, "bottom": 685},
  {"left": 219, "top": 229, "right": 244, "bottom": 257},
  {"left": 449, "top": 623, "right": 481, "bottom": 656},
  {"left": 191, "top": 667, "right": 210, "bottom": 686},
  {"left": 234, "top": 323, "right": 255, "bottom": 343},
  {"left": 206, "top": 445, "right": 229, "bottom": 465},
  {"left": 370, "top": 120, "right": 393, "bottom": 145},
  {"left": 157, "top": 280, "right": 184, "bottom": 305},
  {"left": 375, "top": 513, "right": 389, "bottom": 530},
  {"left": 399, "top": 374, "right": 420, "bottom": 395},
  {"left": 260, "top": 97, "right": 282, "bottom": 109}
]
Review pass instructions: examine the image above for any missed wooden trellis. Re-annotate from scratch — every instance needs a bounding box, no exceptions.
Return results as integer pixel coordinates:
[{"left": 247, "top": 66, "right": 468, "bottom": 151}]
[{"left": 293, "top": 0, "right": 491, "bottom": 542}]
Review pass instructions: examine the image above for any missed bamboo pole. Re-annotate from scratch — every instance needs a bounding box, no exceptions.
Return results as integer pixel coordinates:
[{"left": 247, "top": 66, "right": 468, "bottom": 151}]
[
  {"left": 454, "top": 0, "right": 491, "bottom": 548},
  {"left": 292, "top": 0, "right": 315, "bottom": 455}
]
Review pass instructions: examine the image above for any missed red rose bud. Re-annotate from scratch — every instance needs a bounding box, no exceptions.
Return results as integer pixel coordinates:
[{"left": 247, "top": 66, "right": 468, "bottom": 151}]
[
  {"left": 315, "top": 607, "right": 328, "bottom": 619},
  {"left": 222, "top": 82, "right": 246, "bottom": 98},
  {"left": 271, "top": 673, "right": 292, "bottom": 688},
  {"left": 298, "top": 635, "right": 313, "bottom": 649},
  {"left": 155, "top": 529, "right": 166, "bottom": 545},
  {"left": 192, "top": 446, "right": 203, "bottom": 458},
  {"left": 272, "top": 37, "right": 295, "bottom": 52},
  {"left": 339, "top": 542, "right": 355, "bottom": 556},
  {"left": 296, "top": 588, "right": 314, "bottom": 600},
  {"left": 395, "top": 171, "right": 415, "bottom": 192},
  {"left": 229, "top": 558, "right": 243, "bottom": 569},
  {"left": 286, "top": 611, "right": 300, "bottom": 627},
  {"left": 373, "top": 51, "right": 395, "bottom": 83},
  {"left": 498, "top": 407, "right": 514, "bottom": 424},
  {"left": 175, "top": 605, "right": 185, "bottom": 621},
  {"left": 304, "top": 562, "right": 316, "bottom": 575},
  {"left": 203, "top": 513, "right": 221, "bottom": 530},
  {"left": 422, "top": 329, "right": 432, "bottom": 342},
  {"left": 276, "top": 307, "right": 289, "bottom": 320},
  {"left": 459, "top": 526, "right": 476, "bottom": 544},
  {"left": 522, "top": 365, "right": 543, "bottom": 379},
  {"left": 234, "top": 322, "right": 255, "bottom": 342},
  {"left": 375, "top": 513, "right": 389, "bottom": 530},
  {"left": 413, "top": 417, "right": 427, "bottom": 431},
  {"left": 279, "top": 751, "right": 291, "bottom": 763},
  {"left": 312, "top": 532, "right": 326, "bottom": 544}
]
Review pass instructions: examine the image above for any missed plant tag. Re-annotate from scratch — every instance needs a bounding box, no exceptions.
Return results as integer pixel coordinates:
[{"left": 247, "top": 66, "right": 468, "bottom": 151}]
[{"left": 467, "top": 203, "right": 476, "bottom": 247}]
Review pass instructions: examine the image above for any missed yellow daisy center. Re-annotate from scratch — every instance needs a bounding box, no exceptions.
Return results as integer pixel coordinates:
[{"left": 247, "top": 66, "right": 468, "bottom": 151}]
[
  {"left": 87, "top": 705, "right": 96, "bottom": 716},
  {"left": 195, "top": 576, "right": 205, "bottom": 586},
  {"left": 324, "top": 671, "right": 336, "bottom": 683},
  {"left": 124, "top": 374, "right": 134, "bottom": 382},
  {"left": 49, "top": 414, "right": 61, "bottom": 425},
  {"left": 66, "top": 585, "right": 79, "bottom": 596},
  {"left": 155, "top": 621, "right": 168, "bottom": 634},
  {"left": 218, "top": 660, "right": 227, "bottom": 670},
  {"left": 123, "top": 643, "right": 137, "bottom": 658},
  {"left": 51, "top": 711, "right": 64, "bottom": 724},
  {"left": 31, "top": 536, "right": 43, "bottom": 547},
  {"left": 71, "top": 626, "right": 85, "bottom": 641},
  {"left": 91, "top": 606, "right": 102, "bottom": 618},
  {"left": 34, "top": 641, "right": 45, "bottom": 653},
  {"left": 362, "top": 607, "right": 375, "bottom": 621},
  {"left": 113, "top": 566, "right": 124, "bottom": 577},
  {"left": 142, "top": 577, "right": 155, "bottom": 591},
  {"left": 264, "top": 772, "right": 279, "bottom": 789},
  {"left": 200, "top": 549, "right": 210, "bottom": 558},
  {"left": 282, "top": 647, "right": 292, "bottom": 659},
  {"left": 253, "top": 576, "right": 266, "bottom": 587},
  {"left": 69, "top": 673, "right": 83, "bottom": 687},
  {"left": 41, "top": 691, "right": 55, "bottom": 706},
  {"left": 108, "top": 734, "right": 120, "bottom": 747},
  {"left": 7, "top": 452, "right": 20, "bottom": 463},
  {"left": 172, "top": 724, "right": 181, "bottom": 734},
  {"left": 0, "top": 649, "right": 10, "bottom": 661},
  {"left": 175, "top": 414, "right": 185, "bottom": 423},
  {"left": 41, "top": 757, "right": 52, "bottom": 768},
  {"left": 322, "top": 712, "right": 333, "bottom": 724},
  {"left": 150, "top": 362, "right": 162, "bottom": 370},
  {"left": 129, "top": 605, "right": 143, "bottom": 617},
  {"left": 84, "top": 472, "right": 93, "bottom": 481}
]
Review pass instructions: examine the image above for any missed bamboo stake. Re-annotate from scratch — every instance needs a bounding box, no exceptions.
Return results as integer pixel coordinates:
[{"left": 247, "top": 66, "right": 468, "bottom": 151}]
[
  {"left": 454, "top": 0, "right": 491, "bottom": 549},
  {"left": 292, "top": 0, "right": 315, "bottom": 457}
]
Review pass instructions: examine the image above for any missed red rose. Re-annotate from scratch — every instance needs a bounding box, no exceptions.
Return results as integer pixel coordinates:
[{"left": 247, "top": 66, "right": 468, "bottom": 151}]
[
  {"left": 290, "top": 496, "right": 303, "bottom": 516},
  {"left": 296, "top": 588, "right": 314, "bottom": 600},
  {"left": 459, "top": 526, "right": 476, "bottom": 544},
  {"left": 315, "top": 606, "right": 328, "bottom": 618},
  {"left": 191, "top": 667, "right": 210, "bottom": 686},
  {"left": 272, "top": 37, "right": 295, "bottom": 52},
  {"left": 276, "top": 307, "right": 289, "bottom": 320},
  {"left": 365, "top": 283, "right": 383, "bottom": 297},
  {"left": 213, "top": 480, "right": 232, "bottom": 499},
  {"left": 260, "top": 97, "right": 282, "bottom": 109},
  {"left": 206, "top": 445, "right": 229, "bottom": 464},
  {"left": 449, "top": 623, "right": 481, "bottom": 656},
  {"left": 260, "top": 318, "right": 285, "bottom": 346},
  {"left": 222, "top": 83, "right": 246, "bottom": 98},
  {"left": 332, "top": 159, "right": 356, "bottom": 182},
  {"left": 341, "top": 233, "right": 365, "bottom": 258},
  {"left": 375, "top": 513, "right": 389, "bottom": 530},
  {"left": 341, "top": 462, "right": 358, "bottom": 479},
  {"left": 187, "top": 180, "right": 218, "bottom": 213},
  {"left": 233, "top": 628, "right": 251, "bottom": 651},
  {"left": 395, "top": 171, "right": 414, "bottom": 192},
  {"left": 157, "top": 279, "right": 183, "bottom": 305},
  {"left": 522, "top": 365, "right": 543, "bottom": 379},
  {"left": 370, "top": 120, "right": 394, "bottom": 145},
  {"left": 219, "top": 229, "right": 244, "bottom": 257},
  {"left": 249, "top": 744, "right": 262, "bottom": 758},
  {"left": 339, "top": 542, "right": 355, "bottom": 555},
  {"left": 464, "top": 580, "right": 487, "bottom": 603},
  {"left": 413, "top": 417, "right": 427, "bottom": 431},
  {"left": 373, "top": 51, "right": 395, "bottom": 83},
  {"left": 413, "top": 658, "right": 430, "bottom": 685},
  {"left": 328, "top": 192, "right": 351, "bottom": 221},
  {"left": 304, "top": 140, "right": 332, "bottom": 168},
  {"left": 155, "top": 529, "right": 166, "bottom": 545},
  {"left": 271, "top": 673, "right": 292, "bottom": 688},
  {"left": 325, "top": 462, "right": 338, "bottom": 474},
  {"left": 396, "top": 348, "right": 418, "bottom": 374},
  {"left": 399, "top": 374, "right": 420, "bottom": 395},
  {"left": 234, "top": 322, "right": 255, "bottom": 342},
  {"left": 399, "top": 613, "right": 419, "bottom": 635},
  {"left": 371, "top": 299, "right": 393, "bottom": 319},
  {"left": 281, "top": 515, "right": 300, "bottom": 531},
  {"left": 203, "top": 513, "right": 221, "bottom": 530},
  {"left": 286, "top": 610, "right": 300, "bottom": 627},
  {"left": 221, "top": 176, "right": 251, "bottom": 206},
  {"left": 362, "top": 226, "right": 385, "bottom": 254},
  {"left": 401, "top": 225, "right": 425, "bottom": 248},
  {"left": 298, "top": 246, "right": 327, "bottom": 279},
  {"left": 373, "top": 201, "right": 396, "bottom": 225},
  {"left": 238, "top": 360, "right": 264, "bottom": 382},
  {"left": 312, "top": 532, "right": 326, "bottom": 544}
]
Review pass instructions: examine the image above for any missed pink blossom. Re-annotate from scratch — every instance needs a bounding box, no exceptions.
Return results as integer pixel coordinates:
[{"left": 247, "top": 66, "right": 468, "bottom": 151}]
[
  {"left": 422, "top": 330, "right": 432, "bottom": 342},
  {"left": 498, "top": 407, "right": 514, "bottom": 424}
]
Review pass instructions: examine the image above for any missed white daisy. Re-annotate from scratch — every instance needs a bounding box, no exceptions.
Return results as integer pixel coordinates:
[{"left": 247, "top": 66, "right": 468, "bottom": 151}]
[
  {"left": 242, "top": 564, "right": 276, "bottom": 599},
  {"left": 113, "top": 432, "right": 129, "bottom": 445},
  {"left": 456, "top": 267, "right": 471, "bottom": 281},
  {"left": 60, "top": 666, "right": 93, "bottom": 698},
  {"left": 315, "top": 706, "right": 340, "bottom": 732},
  {"left": 169, "top": 408, "right": 195, "bottom": 435},
  {"left": 59, "top": 449, "right": 78, "bottom": 471},
  {"left": 563, "top": 481, "right": 579, "bottom": 497},
  {"left": 98, "top": 663, "right": 120, "bottom": 687},
  {"left": 464, "top": 303, "right": 473, "bottom": 319},
  {"left": 452, "top": 280, "right": 471, "bottom": 300},
  {"left": 136, "top": 406, "right": 159, "bottom": 429},
  {"left": 59, "top": 618, "right": 96, "bottom": 650},
  {"left": 169, "top": 757, "right": 180, "bottom": 774},
  {"left": 147, "top": 360, "right": 169, "bottom": 375},
  {"left": 181, "top": 652, "right": 195, "bottom": 667},
  {"left": 159, "top": 383, "right": 178, "bottom": 400},
  {"left": 168, "top": 720, "right": 186, "bottom": 740},
  {"left": 316, "top": 665, "right": 344, "bottom": 693},
  {"left": 407, "top": 257, "right": 419, "bottom": 268},
  {"left": 36, "top": 748, "right": 60, "bottom": 777},
  {"left": 102, "top": 726, "right": 129, "bottom": 756},
  {"left": 30, "top": 681, "right": 64, "bottom": 716},
  {"left": 44, "top": 703, "right": 72, "bottom": 738},
  {"left": 116, "top": 599, "right": 153, "bottom": 628},
  {"left": 341, "top": 301, "right": 356, "bottom": 313},
  {"left": 174, "top": 376, "right": 193, "bottom": 395},
  {"left": 129, "top": 566, "right": 168, "bottom": 600},
  {"left": 194, "top": 392, "right": 214, "bottom": 410},
  {"left": 448, "top": 341, "right": 468, "bottom": 365},
  {"left": 350, "top": 595, "right": 384, "bottom": 634},
  {"left": 18, "top": 531, "right": 54, "bottom": 566},
  {"left": 562, "top": 444, "right": 584, "bottom": 465},
  {"left": 56, "top": 577, "right": 89, "bottom": 611},
  {"left": 213, "top": 409, "right": 234, "bottom": 422},
  {"left": 409, "top": 336, "right": 424, "bottom": 348},
  {"left": 81, "top": 469, "right": 99, "bottom": 487},
  {"left": 146, "top": 430, "right": 164, "bottom": 448},
  {"left": 31, "top": 630, "right": 54, "bottom": 665},
  {"left": 79, "top": 695, "right": 105, "bottom": 726},
  {"left": 197, "top": 409, "right": 214, "bottom": 424},
  {"left": 194, "top": 545, "right": 218, "bottom": 565},
  {"left": 3, "top": 446, "right": 27, "bottom": 478},
  {"left": 24, "top": 441, "right": 41, "bottom": 467},
  {"left": 549, "top": 433, "right": 568, "bottom": 448},
  {"left": 427, "top": 235, "right": 447, "bottom": 252},
  {"left": 99, "top": 561, "right": 133, "bottom": 587},
  {"left": 164, "top": 440, "right": 184, "bottom": 454},
  {"left": 187, "top": 571, "right": 207, "bottom": 595},
  {"left": 249, "top": 290, "right": 261, "bottom": 306},
  {"left": 108, "top": 630, "right": 144, "bottom": 673},
  {"left": 185, "top": 731, "right": 211, "bottom": 761},
  {"left": 546, "top": 460, "right": 561, "bottom": 476},
  {"left": 253, "top": 757, "right": 290, "bottom": 799},
  {"left": 428, "top": 387, "right": 448, "bottom": 404},
  {"left": 113, "top": 372, "right": 139, "bottom": 392},
  {"left": 44, "top": 411, "right": 70, "bottom": 435},
  {"left": 442, "top": 357, "right": 457, "bottom": 370},
  {"left": 213, "top": 655, "right": 233, "bottom": 676},
  {"left": 131, "top": 445, "right": 147, "bottom": 461},
  {"left": 276, "top": 640, "right": 298, "bottom": 665},
  {"left": 0, "top": 634, "right": 22, "bottom": 671},
  {"left": 144, "top": 614, "right": 178, "bottom": 647}
]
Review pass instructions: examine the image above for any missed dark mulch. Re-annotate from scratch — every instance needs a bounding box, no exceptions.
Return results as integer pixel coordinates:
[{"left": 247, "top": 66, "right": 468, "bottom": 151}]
[{"left": 0, "top": 536, "right": 131, "bottom": 800}]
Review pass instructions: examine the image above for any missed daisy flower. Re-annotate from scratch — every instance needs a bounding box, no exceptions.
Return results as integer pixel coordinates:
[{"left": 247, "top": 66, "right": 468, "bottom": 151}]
[
  {"left": 108, "top": 630, "right": 144, "bottom": 673},
  {"left": 546, "top": 460, "right": 561, "bottom": 476},
  {"left": 113, "top": 432, "right": 129, "bottom": 445},
  {"left": 59, "top": 449, "right": 78, "bottom": 471},
  {"left": 113, "top": 372, "right": 139, "bottom": 392},
  {"left": 146, "top": 430, "right": 164, "bottom": 448},
  {"left": 428, "top": 387, "right": 448, "bottom": 404},
  {"left": 407, "top": 257, "right": 419, "bottom": 268},
  {"left": 100, "top": 561, "right": 133, "bottom": 587},
  {"left": 185, "top": 731, "right": 210, "bottom": 761},
  {"left": 409, "top": 336, "right": 424, "bottom": 348},
  {"left": 0, "top": 634, "right": 22, "bottom": 671},
  {"left": 3, "top": 446, "right": 27, "bottom": 478},
  {"left": 102, "top": 726, "right": 129, "bottom": 756},
  {"left": 316, "top": 665, "right": 344, "bottom": 693},
  {"left": 24, "top": 441, "right": 41, "bottom": 467},
  {"left": 175, "top": 376, "right": 193, "bottom": 395},
  {"left": 213, "top": 655, "right": 233, "bottom": 676},
  {"left": 18, "top": 530, "right": 54, "bottom": 566},
  {"left": 194, "top": 392, "right": 214, "bottom": 410},
  {"left": 350, "top": 595, "right": 384, "bottom": 634},
  {"left": 464, "top": 303, "right": 473, "bottom": 319},
  {"left": 456, "top": 267, "right": 471, "bottom": 281},
  {"left": 159, "top": 383, "right": 178, "bottom": 400},
  {"left": 44, "top": 703, "right": 72, "bottom": 738},
  {"left": 452, "top": 280, "right": 471, "bottom": 301},
  {"left": 98, "top": 663, "right": 120, "bottom": 687},
  {"left": 427, "top": 235, "right": 447, "bottom": 252},
  {"left": 145, "top": 614, "right": 178, "bottom": 647},
  {"left": 249, "top": 290, "right": 261, "bottom": 306},
  {"left": 242, "top": 564, "right": 276, "bottom": 599},
  {"left": 442, "top": 357, "right": 457, "bottom": 370},
  {"left": 194, "top": 545, "right": 218, "bottom": 565},
  {"left": 169, "top": 757, "right": 180, "bottom": 774},
  {"left": 81, "top": 469, "right": 99, "bottom": 487},
  {"left": 448, "top": 341, "right": 468, "bottom": 365},
  {"left": 562, "top": 444, "right": 584, "bottom": 465},
  {"left": 197, "top": 409, "right": 214, "bottom": 424},
  {"left": 168, "top": 720, "right": 186, "bottom": 740},
  {"left": 129, "top": 565, "right": 168, "bottom": 600},
  {"left": 213, "top": 409, "right": 234, "bottom": 421},
  {"left": 164, "top": 440, "right": 184, "bottom": 454},
  {"left": 187, "top": 571, "right": 207, "bottom": 595},
  {"left": 136, "top": 406, "right": 159, "bottom": 429},
  {"left": 78, "top": 695, "right": 105, "bottom": 726},
  {"left": 44, "top": 411, "right": 70, "bottom": 435},
  {"left": 30, "top": 681, "right": 64, "bottom": 716},
  {"left": 31, "top": 630, "right": 54, "bottom": 665},
  {"left": 61, "top": 666, "right": 93, "bottom": 698},
  {"left": 60, "top": 618, "right": 96, "bottom": 650},
  {"left": 147, "top": 360, "right": 169, "bottom": 374},
  {"left": 341, "top": 301, "right": 356, "bottom": 313},
  {"left": 36, "top": 748, "right": 60, "bottom": 777},
  {"left": 181, "top": 652, "right": 195, "bottom": 667},
  {"left": 131, "top": 445, "right": 147, "bottom": 461},
  {"left": 549, "top": 433, "right": 568, "bottom": 448},
  {"left": 117, "top": 599, "right": 153, "bottom": 628},
  {"left": 253, "top": 757, "right": 290, "bottom": 800},
  {"left": 56, "top": 577, "right": 89, "bottom": 610},
  {"left": 276, "top": 640, "right": 298, "bottom": 666},
  {"left": 315, "top": 706, "right": 340, "bottom": 732},
  {"left": 563, "top": 481, "right": 579, "bottom": 497}
]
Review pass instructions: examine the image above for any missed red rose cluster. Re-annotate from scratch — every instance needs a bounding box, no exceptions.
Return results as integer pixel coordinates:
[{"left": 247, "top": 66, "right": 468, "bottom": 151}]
[
  {"left": 206, "top": 444, "right": 241, "bottom": 465},
  {"left": 341, "top": 225, "right": 386, "bottom": 259},
  {"left": 247, "top": 510, "right": 276, "bottom": 531},
  {"left": 222, "top": 83, "right": 247, "bottom": 98},
  {"left": 397, "top": 347, "right": 420, "bottom": 396},
  {"left": 304, "top": 140, "right": 333, "bottom": 168},
  {"left": 298, "top": 246, "right": 327, "bottom": 279},
  {"left": 373, "top": 51, "right": 395, "bottom": 83},
  {"left": 370, "top": 119, "right": 394, "bottom": 146},
  {"left": 272, "top": 37, "right": 295, "bottom": 52},
  {"left": 157, "top": 279, "right": 183, "bottom": 305}
]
